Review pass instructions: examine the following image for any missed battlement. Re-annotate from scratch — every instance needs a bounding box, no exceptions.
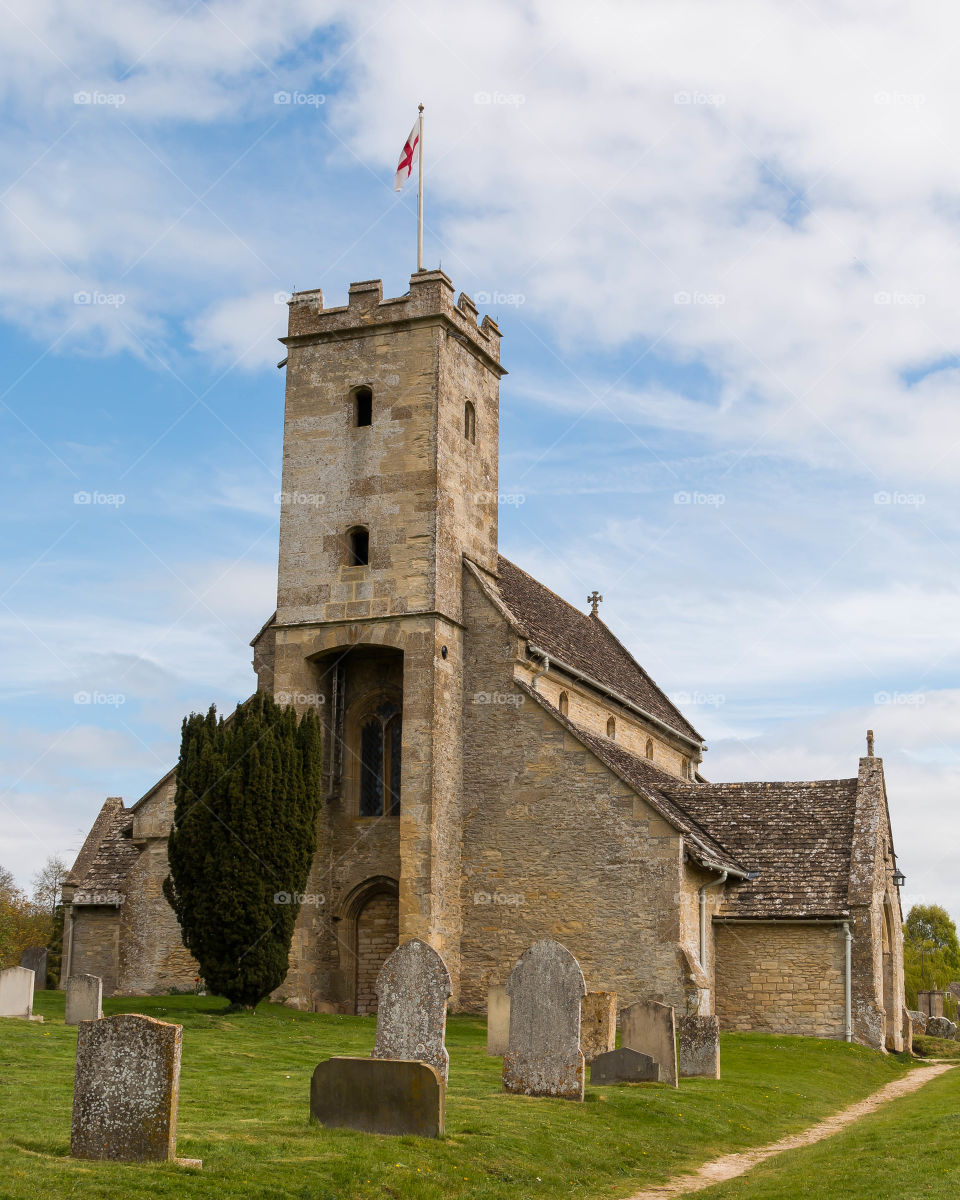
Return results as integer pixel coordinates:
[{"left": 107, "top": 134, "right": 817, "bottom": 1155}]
[{"left": 283, "top": 270, "right": 503, "bottom": 366}]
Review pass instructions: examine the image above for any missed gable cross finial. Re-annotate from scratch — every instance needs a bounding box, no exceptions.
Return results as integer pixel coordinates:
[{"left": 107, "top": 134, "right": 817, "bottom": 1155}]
[
  {"left": 588, "top": 590, "right": 603, "bottom": 618},
  {"left": 866, "top": 729, "right": 875, "bottom": 757}
]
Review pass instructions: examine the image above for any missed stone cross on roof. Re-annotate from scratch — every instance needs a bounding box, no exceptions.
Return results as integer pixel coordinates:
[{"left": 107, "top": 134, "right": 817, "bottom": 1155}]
[{"left": 587, "top": 591, "right": 603, "bottom": 617}]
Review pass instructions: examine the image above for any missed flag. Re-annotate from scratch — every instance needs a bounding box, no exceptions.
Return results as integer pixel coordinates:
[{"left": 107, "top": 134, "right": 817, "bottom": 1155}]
[{"left": 394, "top": 120, "right": 420, "bottom": 192}]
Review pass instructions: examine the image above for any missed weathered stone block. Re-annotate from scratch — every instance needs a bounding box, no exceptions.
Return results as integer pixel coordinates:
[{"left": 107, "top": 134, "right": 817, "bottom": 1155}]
[
  {"left": 20, "top": 946, "right": 48, "bottom": 989},
  {"left": 908, "top": 1008, "right": 927, "bottom": 1036},
  {"left": 310, "top": 1057, "right": 444, "bottom": 1137},
  {"left": 918, "top": 990, "right": 945, "bottom": 1019},
  {"left": 580, "top": 991, "right": 616, "bottom": 1063},
  {"left": 65, "top": 974, "right": 103, "bottom": 1025},
  {"left": 590, "top": 1047, "right": 660, "bottom": 1084},
  {"left": 621, "top": 999, "right": 678, "bottom": 1087},
  {"left": 502, "top": 939, "right": 586, "bottom": 1100},
  {"left": 487, "top": 983, "right": 510, "bottom": 1055},
  {"left": 902, "top": 1006, "right": 913, "bottom": 1055},
  {"left": 678, "top": 1014, "right": 720, "bottom": 1079},
  {"left": 925, "top": 1016, "right": 958, "bottom": 1040},
  {"left": 372, "top": 938, "right": 452, "bottom": 1085},
  {"left": 0, "top": 966, "right": 35, "bottom": 1019},
  {"left": 70, "top": 1014, "right": 183, "bottom": 1162}
]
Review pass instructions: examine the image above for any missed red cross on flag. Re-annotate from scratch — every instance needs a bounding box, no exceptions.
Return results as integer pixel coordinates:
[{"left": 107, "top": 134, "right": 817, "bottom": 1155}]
[{"left": 394, "top": 120, "right": 420, "bottom": 192}]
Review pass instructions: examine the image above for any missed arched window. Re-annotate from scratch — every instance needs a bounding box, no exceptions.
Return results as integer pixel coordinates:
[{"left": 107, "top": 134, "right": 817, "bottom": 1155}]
[
  {"left": 464, "top": 400, "right": 476, "bottom": 443},
  {"left": 558, "top": 691, "right": 569, "bottom": 716},
  {"left": 347, "top": 526, "right": 369, "bottom": 566},
  {"left": 645, "top": 737, "right": 654, "bottom": 759},
  {"left": 606, "top": 716, "right": 616, "bottom": 739},
  {"left": 353, "top": 386, "right": 373, "bottom": 427},
  {"left": 359, "top": 701, "right": 402, "bottom": 817},
  {"left": 682, "top": 757, "right": 691, "bottom": 780}
]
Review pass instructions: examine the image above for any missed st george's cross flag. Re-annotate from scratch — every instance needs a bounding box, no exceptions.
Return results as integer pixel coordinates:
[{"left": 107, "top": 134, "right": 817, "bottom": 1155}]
[{"left": 394, "top": 120, "right": 420, "bottom": 191}]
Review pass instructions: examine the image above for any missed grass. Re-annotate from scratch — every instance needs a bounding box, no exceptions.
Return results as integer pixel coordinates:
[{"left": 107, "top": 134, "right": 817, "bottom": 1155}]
[
  {"left": 0, "top": 992, "right": 915, "bottom": 1200},
  {"left": 697, "top": 1058, "right": 959, "bottom": 1199},
  {"left": 913, "top": 1035, "right": 960, "bottom": 1060}
]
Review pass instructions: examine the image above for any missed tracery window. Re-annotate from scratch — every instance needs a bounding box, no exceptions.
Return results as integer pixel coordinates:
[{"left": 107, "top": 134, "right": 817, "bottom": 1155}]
[{"left": 359, "top": 701, "right": 401, "bottom": 816}]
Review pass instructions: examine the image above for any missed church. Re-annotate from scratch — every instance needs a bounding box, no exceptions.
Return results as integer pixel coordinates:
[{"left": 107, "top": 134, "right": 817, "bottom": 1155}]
[{"left": 62, "top": 269, "right": 906, "bottom": 1051}]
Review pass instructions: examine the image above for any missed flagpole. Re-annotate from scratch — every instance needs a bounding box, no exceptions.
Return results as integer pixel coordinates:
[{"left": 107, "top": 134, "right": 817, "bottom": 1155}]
[{"left": 417, "top": 103, "right": 424, "bottom": 272}]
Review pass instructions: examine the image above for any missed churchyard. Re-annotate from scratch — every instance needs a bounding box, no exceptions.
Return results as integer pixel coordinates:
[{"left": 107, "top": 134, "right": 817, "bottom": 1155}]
[{"left": 3, "top": 986, "right": 954, "bottom": 1200}]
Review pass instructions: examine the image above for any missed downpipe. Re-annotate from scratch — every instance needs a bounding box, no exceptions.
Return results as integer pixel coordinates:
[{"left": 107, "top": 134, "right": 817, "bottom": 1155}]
[
  {"left": 699, "top": 870, "right": 728, "bottom": 979},
  {"left": 843, "top": 921, "right": 853, "bottom": 1042}
]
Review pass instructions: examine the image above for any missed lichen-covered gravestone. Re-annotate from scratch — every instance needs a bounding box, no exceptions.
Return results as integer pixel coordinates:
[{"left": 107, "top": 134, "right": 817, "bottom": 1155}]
[
  {"left": 621, "top": 999, "right": 678, "bottom": 1087},
  {"left": 20, "top": 946, "right": 48, "bottom": 990},
  {"left": 70, "top": 1013, "right": 196, "bottom": 1164},
  {"left": 926, "top": 1016, "right": 958, "bottom": 1040},
  {"left": 0, "top": 966, "right": 36, "bottom": 1019},
  {"left": 677, "top": 1014, "right": 720, "bottom": 1078},
  {"left": 580, "top": 991, "right": 617, "bottom": 1063},
  {"left": 65, "top": 974, "right": 103, "bottom": 1026},
  {"left": 487, "top": 983, "right": 510, "bottom": 1056},
  {"left": 502, "top": 938, "right": 586, "bottom": 1100},
  {"left": 372, "top": 938, "right": 452, "bottom": 1085}
]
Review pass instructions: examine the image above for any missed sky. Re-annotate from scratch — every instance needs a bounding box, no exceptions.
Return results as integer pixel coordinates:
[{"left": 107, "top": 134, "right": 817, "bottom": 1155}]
[{"left": 1, "top": 1, "right": 957, "bottom": 925}]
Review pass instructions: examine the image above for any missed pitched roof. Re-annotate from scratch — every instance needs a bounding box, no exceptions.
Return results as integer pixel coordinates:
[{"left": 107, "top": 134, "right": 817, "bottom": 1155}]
[
  {"left": 493, "top": 556, "right": 703, "bottom": 744},
  {"left": 69, "top": 799, "right": 140, "bottom": 906},
  {"left": 661, "top": 779, "right": 860, "bottom": 919},
  {"left": 516, "top": 681, "right": 745, "bottom": 875}
]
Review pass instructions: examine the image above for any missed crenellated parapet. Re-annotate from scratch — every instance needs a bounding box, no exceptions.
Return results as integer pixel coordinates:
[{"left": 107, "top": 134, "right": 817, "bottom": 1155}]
[{"left": 283, "top": 270, "right": 503, "bottom": 370}]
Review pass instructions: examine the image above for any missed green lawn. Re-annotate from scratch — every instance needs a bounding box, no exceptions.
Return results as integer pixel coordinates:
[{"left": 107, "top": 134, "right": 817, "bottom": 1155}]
[
  {"left": 0, "top": 992, "right": 914, "bottom": 1200},
  {"left": 697, "top": 1060, "right": 959, "bottom": 1199}
]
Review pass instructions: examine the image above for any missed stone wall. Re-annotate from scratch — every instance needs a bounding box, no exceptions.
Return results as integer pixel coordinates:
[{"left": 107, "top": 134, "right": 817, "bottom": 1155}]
[
  {"left": 69, "top": 907, "right": 121, "bottom": 995},
  {"left": 355, "top": 892, "right": 399, "bottom": 1014},
  {"left": 714, "top": 921, "right": 846, "bottom": 1039}
]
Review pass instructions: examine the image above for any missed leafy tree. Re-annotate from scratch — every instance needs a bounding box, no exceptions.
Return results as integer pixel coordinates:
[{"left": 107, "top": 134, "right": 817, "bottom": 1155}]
[
  {"left": 0, "top": 867, "right": 49, "bottom": 970},
  {"left": 163, "top": 693, "right": 323, "bottom": 1010},
  {"left": 31, "top": 856, "right": 68, "bottom": 919},
  {"left": 904, "top": 904, "right": 960, "bottom": 1011}
]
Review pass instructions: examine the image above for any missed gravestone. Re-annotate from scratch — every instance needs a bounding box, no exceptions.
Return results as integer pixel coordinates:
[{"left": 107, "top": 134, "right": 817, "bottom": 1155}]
[
  {"left": 71, "top": 1014, "right": 193, "bottom": 1164},
  {"left": 621, "top": 1000, "right": 678, "bottom": 1087},
  {"left": 908, "top": 1009, "right": 927, "bottom": 1037},
  {"left": 20, "top": 946, "right": 48, "bottom": 989},
  {"left": 0, "top": 966, "right": 36, "bottom": 1019},
  {"left": 580, "top": 991, "right": 617, "bottom": 1063},
  {"left": 487, "top": 983, "right": 510, "bottom": 1056},
  {"left": 65, "top": 974, "right": 103, "bottom": 1025},
  {"left": 372, "top": 938, "right": 452, "bottom": 1085},
  {"left": 902, "top": 1007, "right": 913, "bottom": 1055},
  {"left": 678, "top": 1014, "right": 720, "bottom": 1079},
  {"left": 926, "top": 1016, "right": 958, "bottom": 1040},
  {"left": 590, "top": 1047, "right": 660, "bottom": 1084},
  {"left": 310, "top": 1057, "right": 444, "bottom": 1137},
  {"left": 502, "top": 938, "right": 586, "bottom": 1100}
]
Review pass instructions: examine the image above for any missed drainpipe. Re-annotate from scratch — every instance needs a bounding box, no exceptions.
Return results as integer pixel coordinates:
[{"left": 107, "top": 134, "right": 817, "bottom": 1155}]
[
  {"left": 843, "top": 921, "right": 853, "bottom": 1042},
  {"left": 699, "top": 870, "right": 728, "bottom": 980},
  {"left": 529, "top": 649, "right": 550, "bottom": 691}
]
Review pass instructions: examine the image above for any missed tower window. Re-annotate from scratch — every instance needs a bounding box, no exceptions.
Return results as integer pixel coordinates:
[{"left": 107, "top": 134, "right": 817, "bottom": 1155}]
[
  {"left": 558, "top": 690, "right": 569, "bottom": 716},
  {"left": 464, "top": 400, "right": 476, "bottom": 443},
  {"left": 645, "top": 737, "right": 654, "bottom": 759},
  {"left": 606, "top": 717, "right": 616, "bottom": 739},
  {"left": 347, "top": 526, "right": 369, "bottom": 566},
  {"left": 353, "top": 386, "right": 373, "bottom": 427},
  {"left": 359, "top": 702, "right": 401, "bottom": 817},
  {"left": 682, "top": 757, "right": 691, "bottom": 780}
]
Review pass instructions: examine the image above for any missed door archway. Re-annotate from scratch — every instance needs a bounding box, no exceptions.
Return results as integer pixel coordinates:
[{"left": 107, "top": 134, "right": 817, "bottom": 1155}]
[{"left": 339, "top": 876, "right": 399, "bottom": 1015}]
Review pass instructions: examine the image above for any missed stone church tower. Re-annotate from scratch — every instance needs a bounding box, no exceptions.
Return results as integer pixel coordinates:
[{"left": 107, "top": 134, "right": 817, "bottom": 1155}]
[{"left": 264, "top": 271, "right": 505, "bottom": 1007}]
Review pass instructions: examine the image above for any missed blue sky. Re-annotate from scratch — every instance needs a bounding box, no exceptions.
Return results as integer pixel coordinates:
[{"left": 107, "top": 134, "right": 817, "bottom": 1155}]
[{"left": 1, "top": 1, "right": 958, "bottom": 925}]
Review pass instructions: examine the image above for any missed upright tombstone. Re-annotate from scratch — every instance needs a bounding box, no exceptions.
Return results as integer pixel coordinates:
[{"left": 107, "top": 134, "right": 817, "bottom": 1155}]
[
  {"left": 487, "top": 983, "right": 511, "bottom": 1056},
  {"left": 71, "top": 1014, "right": 186, "bottom": 1163},
  {"left": 0, "top": 966, "right": 36, "bottom": 1020},
  {"left": 20, "top": 946, "right": 48, "bottom": 990},
  {"left": 502, "top": 939, "right": 587, "bottom": 1100},
  {"left": 580, "top": 991, "right": 617, "bottom": 1063},
  {"left": 590, "top": 1047, "right": 660, "bottom": 1084},
  {"left": 372, "top": 938, "right": 452, "bottom": 1085},
  {"left": 902, "top": 1007, "right": 913, "bottom": 1055},
  {"left": 311, "top": 1057, "right": 444, "bottom": 1137},
  {"left": 677, "top": 1014, "right": 720, "bottom": 1079},
  {"left": 621, "top": 1000, "right": 678, "bottom": 1088},
  {"left": 65, "top": 974, "right": 103, "bottom": 1026}
]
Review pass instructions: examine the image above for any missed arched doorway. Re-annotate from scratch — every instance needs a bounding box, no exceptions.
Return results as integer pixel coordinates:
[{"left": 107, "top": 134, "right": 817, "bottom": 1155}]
[{"left": 355, "top": 890, "right": 400, "bottom": 1014}]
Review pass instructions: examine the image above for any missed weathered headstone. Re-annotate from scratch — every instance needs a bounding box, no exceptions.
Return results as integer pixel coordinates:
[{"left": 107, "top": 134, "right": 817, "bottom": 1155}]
[
  {"left": 580, "top": 991, "right": 617, "bottom": 1063},
  {"left": 65, "top": 974, "right": 103, "bottom": 1026},
  {"left": 71, "top": 1014, "right": 193, "bottom": 1164},
  {"left": 502, "top": 938, "right": 586, "bottom": 1101},
  {"left": 590, "top": 1047, "right": 660, "bottom": 1084},
  {"left": 310, "top": 1057, "right": 444, "bottom": 1137},
  {"left": 0, "top": 966, "right": 36, "bottom": 1019},
  {"left": 372, "top": 937, "right": 452, "bottom": 1085},
  {"left": 926, "top": 1016, "right": 958, "bottom": 1040},
  {"left": 678, "top": 1014, "right": 720, "bottom": 1079},
  {"left": 908, "top": 1009, "right": 927, "bottom": 1037},
  {"left": 902, "top": 1007, "right": 913, "bottom": 1055},
  {"left": 621, "top": 1000, "right": 678, "bottom": 1087},
  {"left": 487, "top": 983, "right": 510, "bottom": 1056},
  {"left": 20, "top": 946, "right": 48, "bottom": 990}
]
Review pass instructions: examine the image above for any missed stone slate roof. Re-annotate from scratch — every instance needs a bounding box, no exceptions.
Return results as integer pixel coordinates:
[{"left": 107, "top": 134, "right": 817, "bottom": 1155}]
[
  {"left": 494, "top": 556, "right": 703, "bottom": 745},
  {"left": 516, "top": 681, "right": 745, "bottom": 875},
  {"left": 68, "top": 798, "right": 140, "bottom": 906},
  {"left": 661, "top": 779, "right": 860, "bottom": 919}
]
